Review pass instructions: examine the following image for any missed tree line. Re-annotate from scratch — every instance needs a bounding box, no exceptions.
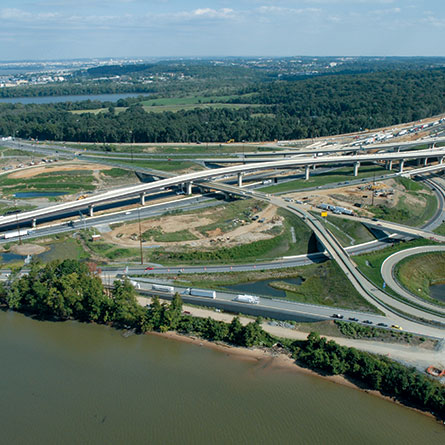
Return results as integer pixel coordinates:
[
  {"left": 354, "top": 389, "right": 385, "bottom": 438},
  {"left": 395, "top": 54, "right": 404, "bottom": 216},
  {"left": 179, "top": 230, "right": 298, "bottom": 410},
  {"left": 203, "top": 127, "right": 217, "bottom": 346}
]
[
  {"left": 0, "top": 259, "right": 443, "bottom": 419},
  {"left": 1, "top": 67, "right": 444, "bottom": 143}
]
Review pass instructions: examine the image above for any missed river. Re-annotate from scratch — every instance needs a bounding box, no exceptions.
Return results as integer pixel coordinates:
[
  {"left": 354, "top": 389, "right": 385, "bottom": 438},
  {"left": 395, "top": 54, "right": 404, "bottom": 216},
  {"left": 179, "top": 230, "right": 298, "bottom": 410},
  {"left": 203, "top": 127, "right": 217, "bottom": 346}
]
[
  {"left": 0, "top": 310, "right": 443, "bottom": 444},
  {"left": 0, "top": 93, "right": 147, "bottom": 105}
]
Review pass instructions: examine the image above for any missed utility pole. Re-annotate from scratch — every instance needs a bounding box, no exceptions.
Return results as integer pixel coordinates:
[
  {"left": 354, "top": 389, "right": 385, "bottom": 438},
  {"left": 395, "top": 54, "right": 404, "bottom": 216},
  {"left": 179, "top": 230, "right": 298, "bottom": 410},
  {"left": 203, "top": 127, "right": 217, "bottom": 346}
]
[{"left": 138, "top": 206, "right": 143, "bottom": 265}]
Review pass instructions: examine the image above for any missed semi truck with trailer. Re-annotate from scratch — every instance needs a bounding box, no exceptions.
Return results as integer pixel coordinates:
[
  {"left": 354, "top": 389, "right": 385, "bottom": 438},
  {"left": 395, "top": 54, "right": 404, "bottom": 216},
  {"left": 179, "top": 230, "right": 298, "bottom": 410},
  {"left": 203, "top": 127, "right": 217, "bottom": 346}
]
[{"left": 183, "top": 288, "right": 216, "bottom": 299}]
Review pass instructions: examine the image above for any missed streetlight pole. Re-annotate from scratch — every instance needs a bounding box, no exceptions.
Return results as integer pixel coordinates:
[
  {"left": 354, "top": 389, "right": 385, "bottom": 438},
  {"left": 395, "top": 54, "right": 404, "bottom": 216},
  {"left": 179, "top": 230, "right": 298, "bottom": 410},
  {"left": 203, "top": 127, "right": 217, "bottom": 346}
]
[{"left": 138, "top": 206, "right": 143, "bottom": 265}]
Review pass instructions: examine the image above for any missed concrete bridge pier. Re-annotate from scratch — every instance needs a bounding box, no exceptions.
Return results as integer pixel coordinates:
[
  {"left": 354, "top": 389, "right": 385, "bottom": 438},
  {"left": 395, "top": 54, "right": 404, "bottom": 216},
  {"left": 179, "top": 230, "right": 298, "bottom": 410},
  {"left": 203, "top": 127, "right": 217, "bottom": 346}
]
[
  {"left": 140, "top": 193, "right": 145, "bottom": 206},
  {"left": 387, "top": 160, "right": 393, "bottom": 170},
  {"left": 305, "top": 165, "right": 311, "bottom": 181},
  {"left": 399, "top": 160, "right": 405, "bottom": 173},
  {"left": 32, "top": 218, "right": 36, "bottom": 228},
  {"left": 88, "top": 205, "right": 94, "bottom": 217},
  {"left": 439, "top": 156, "right": 444, "bottom": 164},
  {"left": 353, "top": 161, "right": 360, "bottom": 177},
  {"left": 186, "top": 181, "right": 193, "bottom": 195},
  {"left": 424, "top": 157, "right": 429, "bottom": 166},
  {"left": 237, "top": 172, "right": 244, "bottom": 187}
]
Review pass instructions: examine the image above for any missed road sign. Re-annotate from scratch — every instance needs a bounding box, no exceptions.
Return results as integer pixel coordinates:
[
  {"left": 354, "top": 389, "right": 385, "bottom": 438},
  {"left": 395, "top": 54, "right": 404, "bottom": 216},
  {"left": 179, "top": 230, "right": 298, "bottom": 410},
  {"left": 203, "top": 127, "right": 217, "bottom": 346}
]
[{"left": 321, "top": 211, "right": 328, "bottom": 218}]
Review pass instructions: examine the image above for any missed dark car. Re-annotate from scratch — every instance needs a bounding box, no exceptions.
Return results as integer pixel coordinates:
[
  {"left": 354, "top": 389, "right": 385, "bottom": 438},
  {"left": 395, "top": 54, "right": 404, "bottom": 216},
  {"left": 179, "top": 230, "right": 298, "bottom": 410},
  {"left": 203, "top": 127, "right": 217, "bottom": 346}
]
[
  {"left": 363, "top": 320, "right": 373, "bottom": 324},
  {"left": 332, "top": 314, "right": 344, "bottom": 319},
  {"left": 377, "top": 323, "right": 388, "bottom": 327},
  {"left": 348, "top": 317, "right": 359, "bottom": 322}
]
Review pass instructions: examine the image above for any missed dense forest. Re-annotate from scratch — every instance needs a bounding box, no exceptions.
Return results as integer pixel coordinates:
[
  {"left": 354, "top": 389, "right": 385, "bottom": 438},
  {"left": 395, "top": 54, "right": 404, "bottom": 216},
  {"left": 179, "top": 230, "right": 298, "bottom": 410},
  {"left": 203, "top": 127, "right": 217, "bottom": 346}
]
[
  {"left": 1, "top": 68, "right": 444, "bottom": 142},
  {"left": 1, "top": 259, "right": 443, "bottom": 420}
]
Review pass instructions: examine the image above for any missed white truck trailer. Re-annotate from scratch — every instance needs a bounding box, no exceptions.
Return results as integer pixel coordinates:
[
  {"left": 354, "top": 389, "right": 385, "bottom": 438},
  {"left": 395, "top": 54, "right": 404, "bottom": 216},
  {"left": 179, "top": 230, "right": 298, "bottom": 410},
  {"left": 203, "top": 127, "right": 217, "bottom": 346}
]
[
  {"left": 152, "top": 284, "right": 175, "bottom": 294},
  {"left": 234, "top": 294, "right": 260, "bottom": 304},
  {"left": 183, "top": 288, "right": 216, "bottom": 299},
  {"left": 1, "top": 229, "right": 29, "bottom": 239}
]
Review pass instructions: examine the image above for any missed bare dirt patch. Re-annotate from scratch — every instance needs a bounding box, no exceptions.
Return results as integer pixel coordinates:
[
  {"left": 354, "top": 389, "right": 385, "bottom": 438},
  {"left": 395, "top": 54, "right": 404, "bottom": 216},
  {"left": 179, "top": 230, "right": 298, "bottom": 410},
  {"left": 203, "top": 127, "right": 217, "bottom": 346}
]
[
  {"left": 103, "top": 204, "right": 282, "bottom": 249},
  {"left": 8, "top": 163, "right": 113, "bottom": 180},
  {"left": 10, "top": 243, "right": 47, "bottom": 255}
]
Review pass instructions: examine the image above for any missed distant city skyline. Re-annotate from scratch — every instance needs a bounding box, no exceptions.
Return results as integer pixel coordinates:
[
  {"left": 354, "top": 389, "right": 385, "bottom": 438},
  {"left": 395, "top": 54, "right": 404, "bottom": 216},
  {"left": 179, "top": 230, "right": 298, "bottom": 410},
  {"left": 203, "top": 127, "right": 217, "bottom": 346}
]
[{"left": 1, "top": 0, "right": 444, "bottom": 60}]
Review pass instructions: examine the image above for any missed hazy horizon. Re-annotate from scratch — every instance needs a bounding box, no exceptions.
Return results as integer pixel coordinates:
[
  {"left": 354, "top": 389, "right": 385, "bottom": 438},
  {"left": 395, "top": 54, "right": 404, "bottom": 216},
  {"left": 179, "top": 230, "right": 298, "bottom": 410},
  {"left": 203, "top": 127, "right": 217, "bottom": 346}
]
[{"left": 1, "top": 1, "right": 444, "bottom": 61}]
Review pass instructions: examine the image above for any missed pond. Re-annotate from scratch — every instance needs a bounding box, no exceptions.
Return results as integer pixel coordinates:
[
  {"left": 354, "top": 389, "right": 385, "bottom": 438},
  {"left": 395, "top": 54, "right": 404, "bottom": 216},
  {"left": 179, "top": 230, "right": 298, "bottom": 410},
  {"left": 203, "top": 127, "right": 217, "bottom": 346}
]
[
  {"left": 430, "top": 283, "right": 445, "bottom": 302},
  {"left": 0, "top": 252, "right": 25, "bottom": 263},
  {"left": 225, "top": 277, "right": 303, "bottom": 298},
  {"left": 14, "top": 192, "right": 68, "bottom": 199}
]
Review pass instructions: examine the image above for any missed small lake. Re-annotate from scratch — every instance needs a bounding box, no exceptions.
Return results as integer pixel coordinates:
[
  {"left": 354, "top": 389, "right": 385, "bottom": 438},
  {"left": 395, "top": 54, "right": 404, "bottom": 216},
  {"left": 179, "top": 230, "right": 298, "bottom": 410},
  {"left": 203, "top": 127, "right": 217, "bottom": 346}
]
[
  {"left": 0, "top": 252, "right": 25, "bottom": 262},
  {"left": 0, "top": 93, "right": 148, "bottom": 105},
  {"left": 14, "top": 191, "right": 68, "bottom": 198},
  {"left": 430, "top": 283, "right": 445, "bottom": 302},
  {"left": 225, "top": 277, "right": 303, "bottom": 298}
]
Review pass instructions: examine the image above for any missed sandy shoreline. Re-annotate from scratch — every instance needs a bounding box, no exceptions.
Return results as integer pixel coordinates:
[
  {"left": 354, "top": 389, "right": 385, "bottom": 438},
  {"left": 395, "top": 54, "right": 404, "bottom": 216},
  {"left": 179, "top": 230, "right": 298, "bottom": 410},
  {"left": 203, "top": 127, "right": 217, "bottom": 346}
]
[{"left": 148, "top": 329, "right": 440, "bottom": 422}]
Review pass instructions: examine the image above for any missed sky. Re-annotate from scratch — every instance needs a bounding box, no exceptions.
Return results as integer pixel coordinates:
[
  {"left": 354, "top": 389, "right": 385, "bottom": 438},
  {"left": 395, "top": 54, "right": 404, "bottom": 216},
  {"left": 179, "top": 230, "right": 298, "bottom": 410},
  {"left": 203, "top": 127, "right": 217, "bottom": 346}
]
[{"left": 1, "top": 0, "right": 444, "bottom": 60}]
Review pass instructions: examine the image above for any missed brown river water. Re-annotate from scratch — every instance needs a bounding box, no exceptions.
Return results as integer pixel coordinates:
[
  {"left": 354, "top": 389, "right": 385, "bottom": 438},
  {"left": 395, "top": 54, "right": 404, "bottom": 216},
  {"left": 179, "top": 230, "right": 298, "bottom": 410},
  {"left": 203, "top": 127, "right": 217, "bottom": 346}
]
[{"left": 0, "top": 310, "right": 443, "bottom": 444}]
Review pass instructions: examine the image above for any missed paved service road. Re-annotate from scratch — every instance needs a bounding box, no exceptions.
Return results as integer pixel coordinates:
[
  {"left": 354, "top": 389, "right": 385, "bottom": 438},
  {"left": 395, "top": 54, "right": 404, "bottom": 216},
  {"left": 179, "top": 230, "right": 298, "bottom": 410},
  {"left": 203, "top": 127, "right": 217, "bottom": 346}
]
[{"left": 381, "top": 245, "right": 445, "bottom": 313}]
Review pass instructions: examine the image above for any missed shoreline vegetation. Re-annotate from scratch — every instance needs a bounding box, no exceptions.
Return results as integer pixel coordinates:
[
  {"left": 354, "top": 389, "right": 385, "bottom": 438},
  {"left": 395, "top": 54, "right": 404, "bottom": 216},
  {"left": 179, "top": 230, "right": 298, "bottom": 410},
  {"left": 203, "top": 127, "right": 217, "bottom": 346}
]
[{"left": 1, "top": 259, "right": 444, "bottom": 421}]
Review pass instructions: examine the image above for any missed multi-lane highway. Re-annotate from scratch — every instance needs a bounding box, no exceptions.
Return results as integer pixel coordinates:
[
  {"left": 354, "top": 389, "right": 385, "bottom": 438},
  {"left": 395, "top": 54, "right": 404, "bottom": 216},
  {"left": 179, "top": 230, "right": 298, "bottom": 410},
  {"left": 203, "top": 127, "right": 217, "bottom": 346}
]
[
  {"left": 1, "top": 147, "right": 445, "bottom": 229},
  {"left": 2, "top": 137, "right": 444, "bottom": 339}
]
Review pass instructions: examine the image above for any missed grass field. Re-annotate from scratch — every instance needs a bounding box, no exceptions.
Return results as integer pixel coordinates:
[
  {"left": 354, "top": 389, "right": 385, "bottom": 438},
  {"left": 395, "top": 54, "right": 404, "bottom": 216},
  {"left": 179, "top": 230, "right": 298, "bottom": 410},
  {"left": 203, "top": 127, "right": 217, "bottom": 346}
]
[
  {"left": 261, "top": 164, "right": 387, "bottom": 193},
  {"left": 354, "top": 238, "right": 436, "bottom": 289},
  {"left": 395, "top": 252, "right": 445, "bottom": 306},
  {"left": 115, "top": 160, "right": 202, "bottom": 172},
  {"left": 70, "top": 94, "right": 262, "bottom": 115},
  {"left": 0, "top": 170, "right": 96, "bottom": 197}
]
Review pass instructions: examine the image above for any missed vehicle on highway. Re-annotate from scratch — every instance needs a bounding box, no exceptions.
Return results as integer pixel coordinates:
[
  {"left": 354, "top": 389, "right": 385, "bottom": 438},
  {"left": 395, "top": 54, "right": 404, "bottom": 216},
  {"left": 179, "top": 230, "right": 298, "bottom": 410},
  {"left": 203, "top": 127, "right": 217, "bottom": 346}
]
[
  {"left": 183, "top": 288, "right": 216, "bottom": 299},
  {"left": 391, "top": 324, "right": 403, "bottom": 330},
  {"left": 348, "top": 317, "right": 359, "bottom": 322},
  {"left": 377, "top": 323, "right": 388, "bottom": 327},
  {"left": 234, "top": 294, "right": 260, "bottom": 304},
  {"left": 363, "top": 320, "right": 373, "bottom": 324},
  {"left": 332, "top": 313, "right": 344, "bottom": 319},
  {"left": 145, "top": 266, "right": 154, "bottom": 271},
  {"left": 152, "top": 284, "right": 175, "bottom": 294}
]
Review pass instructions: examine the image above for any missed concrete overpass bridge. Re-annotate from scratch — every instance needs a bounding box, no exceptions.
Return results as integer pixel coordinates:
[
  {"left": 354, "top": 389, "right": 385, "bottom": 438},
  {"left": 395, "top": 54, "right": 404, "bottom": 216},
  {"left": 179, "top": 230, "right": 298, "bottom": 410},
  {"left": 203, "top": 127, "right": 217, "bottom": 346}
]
[{"left": 1, "top": 147, "right": 444, "bottom": 231}]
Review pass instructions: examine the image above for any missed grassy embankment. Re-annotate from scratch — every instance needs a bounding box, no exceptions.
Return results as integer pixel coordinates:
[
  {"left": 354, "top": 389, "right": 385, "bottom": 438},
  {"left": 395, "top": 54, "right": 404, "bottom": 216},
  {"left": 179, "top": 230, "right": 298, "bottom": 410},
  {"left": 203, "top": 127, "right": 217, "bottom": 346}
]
[
  {"left": 321, "top": 215, "right": 375, "bottom": 247},
  {"left": 165, "top": 261, "right": 378, "bottom": 313},
  {"left": 433, "top": 222, "right": 445, "bottom": 236},
  {"left": 0, "top": 203, "right": 36, "bottom": 215},
  {"left": 368, "top": 177, "right": 437, "bottom": 227},
  {"left": 395, "top": 252, "right": 445, "bottom": 306},
  {"left": 260, "top": 164, "right": 387, "bottom": 193}
]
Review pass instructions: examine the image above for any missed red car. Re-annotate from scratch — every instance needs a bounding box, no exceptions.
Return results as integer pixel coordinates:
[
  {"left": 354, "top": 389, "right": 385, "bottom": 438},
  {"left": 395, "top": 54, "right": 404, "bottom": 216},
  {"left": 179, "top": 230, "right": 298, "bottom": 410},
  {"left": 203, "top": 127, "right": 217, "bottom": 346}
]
[{"left": 145, "top": 266, "right": 154, "bottom": 271}]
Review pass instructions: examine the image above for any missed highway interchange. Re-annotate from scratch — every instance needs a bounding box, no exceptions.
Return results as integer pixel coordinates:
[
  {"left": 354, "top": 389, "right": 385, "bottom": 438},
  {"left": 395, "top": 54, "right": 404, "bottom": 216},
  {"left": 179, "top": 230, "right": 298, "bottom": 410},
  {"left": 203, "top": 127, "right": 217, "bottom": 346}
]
[{"left": 1, "top": 133, "right": 445, "bottom": 341}]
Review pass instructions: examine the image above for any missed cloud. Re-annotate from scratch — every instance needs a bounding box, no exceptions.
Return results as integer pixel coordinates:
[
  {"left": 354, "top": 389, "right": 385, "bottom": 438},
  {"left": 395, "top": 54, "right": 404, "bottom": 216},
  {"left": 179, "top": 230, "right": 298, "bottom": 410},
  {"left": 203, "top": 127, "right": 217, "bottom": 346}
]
[{"left": 192, "top": 8, "right": 235, "bottom": 19}]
